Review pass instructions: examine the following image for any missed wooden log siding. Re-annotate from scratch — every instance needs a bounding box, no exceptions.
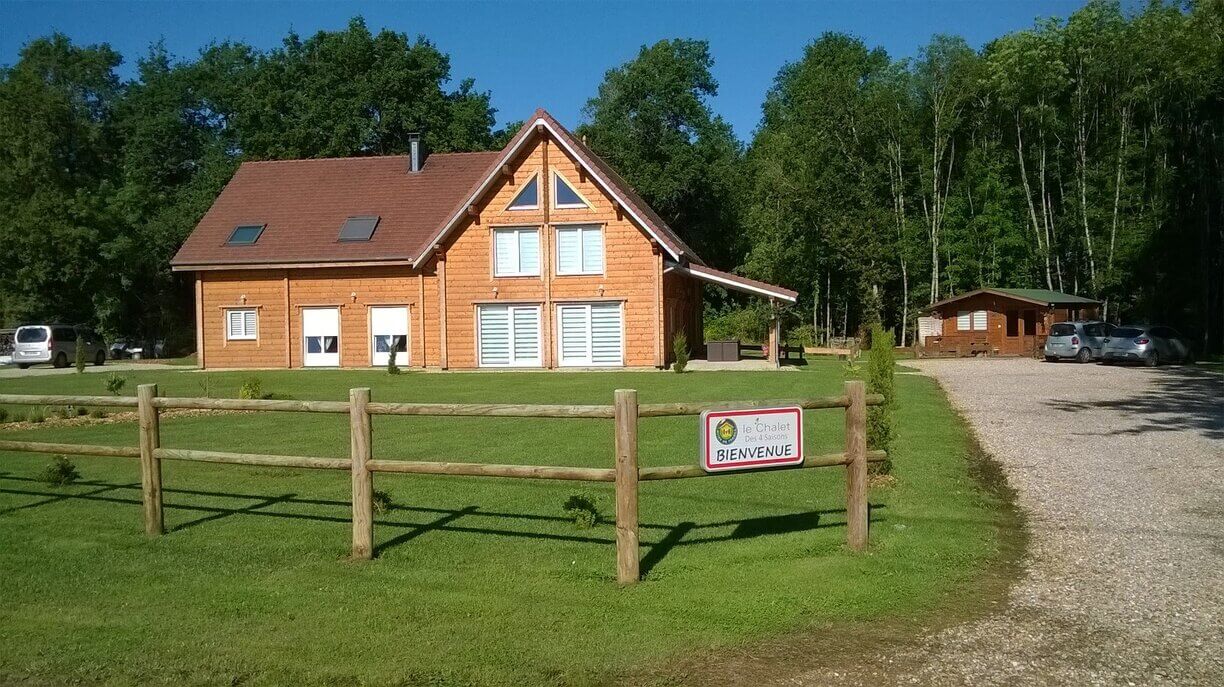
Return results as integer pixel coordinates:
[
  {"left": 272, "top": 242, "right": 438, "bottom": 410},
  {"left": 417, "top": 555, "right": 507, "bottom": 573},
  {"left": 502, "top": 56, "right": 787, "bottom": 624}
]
[{"left": 0, "top": 381, "right": 886, "bottom": 584}]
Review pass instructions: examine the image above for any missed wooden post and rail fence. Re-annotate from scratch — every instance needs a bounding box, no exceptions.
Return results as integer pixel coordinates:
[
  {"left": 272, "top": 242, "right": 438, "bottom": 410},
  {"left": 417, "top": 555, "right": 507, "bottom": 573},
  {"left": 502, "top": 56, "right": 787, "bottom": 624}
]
[{"left": 0, "top": 381, "right": 885, "bottom": 584}]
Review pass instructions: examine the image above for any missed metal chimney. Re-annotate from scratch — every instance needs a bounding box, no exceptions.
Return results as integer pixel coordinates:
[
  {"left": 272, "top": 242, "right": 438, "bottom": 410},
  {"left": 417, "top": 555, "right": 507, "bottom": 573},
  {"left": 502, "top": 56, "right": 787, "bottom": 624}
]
[{"left": 408, "top": 133, "right": 423, "bottom": 173}]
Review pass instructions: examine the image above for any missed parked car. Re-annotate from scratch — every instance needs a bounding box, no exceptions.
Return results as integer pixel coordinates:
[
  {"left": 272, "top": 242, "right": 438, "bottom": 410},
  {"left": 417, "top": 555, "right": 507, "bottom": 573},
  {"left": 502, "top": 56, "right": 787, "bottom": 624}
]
[
  {"left": 1043, "top": 321, "right": 1115, "bottom": 362},
  {"left": 1100, "top": 325, "right": 1193, "bottom": 366},
  {"left": 109, "top": 339, "right": 166, "bottom": 360},
  {"left": 11, "top": 324, "right": 107, "bottom": 369}
]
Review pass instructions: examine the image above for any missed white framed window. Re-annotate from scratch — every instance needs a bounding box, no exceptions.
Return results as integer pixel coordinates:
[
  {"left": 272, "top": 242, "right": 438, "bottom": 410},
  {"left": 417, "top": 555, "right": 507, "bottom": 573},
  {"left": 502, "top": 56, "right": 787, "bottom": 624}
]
[
  {"left": 370, "top": 306, "right": 409, "bottom": 366},
  {"left": 956, "top": 310, "right": 987, "bottom": 331},
  {"left": 552, "top": 171, "right": 589, "bottom": 209},
  {"left": 477, "top": 304, "right": 541, "bottom": 367},
  {"left": 555, "top": 225, "right": 604, "bottom": 276},
  {"left": 506, "top": 173, "right": 540, "bottom": 211},
  {"left": 493, "top": 227, "right": 540, "bottom": 277},
  {"left": 556, "top": 302, "right": 623, "bottom": 367},
  {"left": 225, "top": 308, "right": 257, "bottom": 341}
]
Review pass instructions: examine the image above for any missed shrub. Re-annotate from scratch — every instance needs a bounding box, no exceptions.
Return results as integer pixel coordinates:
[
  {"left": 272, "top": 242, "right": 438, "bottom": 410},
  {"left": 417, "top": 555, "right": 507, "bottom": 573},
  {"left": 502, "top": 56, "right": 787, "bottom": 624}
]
[
  {"left": 703, "top": 303, "right": 771, "bottom": 343},
  {"left": 27, "top": 410, "right": 46, "bottom": 424},
  {"left": 74, "top": 336, "right": 86, "bottom": 373},
  {"left": 387, "top": 348, "right": 401, "bottom": 375},
  {"left": 88, "top": 408, "right": 108, "bottom": 419},
  {"left": 788, "top": 324, "right": 817, "bottom": 348},
  {"left": 671, "top": 331, "right": 689, "bottom": 373},
  {"left": 372, "top": 489, "right": 394, "bottom": 515},
  {"left": 76, "top": 406, "right": 89, "bottom": 416},
  {"left": 239, "top": 376, "right": 264, "bottom": 400},
  {"left": 56, "top": 406, "right": 75, "bottom": 419},
  {"left": 104, "top": 373, "right": 126, "bottom": 396},
  {"left": 866, "top": 323, "right": 896, "bottom": 475},
  {"left": 196, "top": 376, "right": 215, "bottom": 399},
  {"left": 563, "top": 492, "right": 600, "bottom": 529},
  {"left": 37, "top": 455, "right": 80, "bottom": 486},
  {"left": 0, "top": 408, "right": 8, "bottom": 423}
]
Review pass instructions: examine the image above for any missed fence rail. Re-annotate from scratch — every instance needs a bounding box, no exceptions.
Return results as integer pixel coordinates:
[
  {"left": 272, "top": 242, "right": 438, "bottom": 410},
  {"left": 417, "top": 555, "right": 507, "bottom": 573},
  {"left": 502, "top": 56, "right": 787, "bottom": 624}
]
[{"left": 0, "top": 381, "right": 886, "bottom": 584}]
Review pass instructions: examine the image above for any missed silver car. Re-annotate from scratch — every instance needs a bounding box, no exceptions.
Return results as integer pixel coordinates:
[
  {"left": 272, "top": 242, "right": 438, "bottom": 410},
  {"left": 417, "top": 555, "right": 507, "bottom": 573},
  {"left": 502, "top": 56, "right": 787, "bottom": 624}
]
[
  {"left": 1044, "top": 321, "right": 1115, "bottom": 363},
  {"left": 1100, "top": 325, "right": 1193, "bottom": 366},
  {"left": 12, "top": 324, "right": 108, "bottom": 369}
]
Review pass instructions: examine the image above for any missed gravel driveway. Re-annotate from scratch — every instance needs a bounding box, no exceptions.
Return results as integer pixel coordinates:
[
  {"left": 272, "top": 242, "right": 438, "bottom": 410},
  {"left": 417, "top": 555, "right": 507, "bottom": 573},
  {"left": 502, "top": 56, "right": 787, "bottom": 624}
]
[{"left": 796, "top": 357, "right": 1223, "bottom": 686}]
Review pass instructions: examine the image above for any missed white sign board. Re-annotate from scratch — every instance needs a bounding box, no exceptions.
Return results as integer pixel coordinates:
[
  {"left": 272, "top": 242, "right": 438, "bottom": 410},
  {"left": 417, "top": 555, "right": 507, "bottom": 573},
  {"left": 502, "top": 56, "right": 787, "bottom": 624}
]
[{"left": 699, "top": 406, "right": 804, "bottom": 473}]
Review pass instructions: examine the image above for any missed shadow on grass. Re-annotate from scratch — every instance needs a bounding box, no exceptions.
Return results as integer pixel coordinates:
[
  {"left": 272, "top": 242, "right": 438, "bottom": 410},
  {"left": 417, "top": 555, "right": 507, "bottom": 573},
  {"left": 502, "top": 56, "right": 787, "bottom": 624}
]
[{"left": 0, "top": 475, "right": 886, "bottom": 576}]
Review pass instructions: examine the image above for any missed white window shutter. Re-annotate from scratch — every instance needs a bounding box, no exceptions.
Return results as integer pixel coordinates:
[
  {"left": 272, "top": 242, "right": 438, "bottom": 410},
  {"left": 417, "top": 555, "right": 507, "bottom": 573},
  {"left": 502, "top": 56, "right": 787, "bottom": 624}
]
[
  {"left": 557, "top": 228, "right": 581, "bottom": 274},
  {"left": 956, "top": 311, "right": 971, "bottom": 331},
  {"left": 517, "top": 230, "right": 539, "bottom": 275},
  {"left": 589, "top": 303, "right": 622, "bottom": 365},
  {"left": 972, "top": 310, "right": 987, "bottom": 331},
  {"left": 559, "top": 305, "right": 589, "bottom": 363},
  {"left": 581, "top": 228, "right": 604, "bottom": 274},
  {"left": 494, "top": 230, "right": 516, "bottom": 276},
  {"left": 479, "top": 307, "right": 510, "bottom": 365},
  {"left": 512, "top": 307, "right": 540, "bottom": 363}
]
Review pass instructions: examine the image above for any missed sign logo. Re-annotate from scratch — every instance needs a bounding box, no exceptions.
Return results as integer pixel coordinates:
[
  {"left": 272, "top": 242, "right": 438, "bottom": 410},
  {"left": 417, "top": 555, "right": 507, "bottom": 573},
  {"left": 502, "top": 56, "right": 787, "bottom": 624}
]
[
  {"left": 715, "top": 418, "right": 738, "bottom": 444},
  {"left": 699, "top": 406, "right": 804, "bottom": 473}
]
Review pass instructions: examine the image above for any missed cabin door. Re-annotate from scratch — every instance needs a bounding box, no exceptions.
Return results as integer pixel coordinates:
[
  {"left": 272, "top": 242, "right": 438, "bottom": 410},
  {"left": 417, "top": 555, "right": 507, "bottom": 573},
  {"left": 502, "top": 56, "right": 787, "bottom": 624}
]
[
  {"left": 370, "top": 306, "right": 408, "bottom": 367},
  {"left": 302, "top": 307, "right": 340, "bottom": 367}
]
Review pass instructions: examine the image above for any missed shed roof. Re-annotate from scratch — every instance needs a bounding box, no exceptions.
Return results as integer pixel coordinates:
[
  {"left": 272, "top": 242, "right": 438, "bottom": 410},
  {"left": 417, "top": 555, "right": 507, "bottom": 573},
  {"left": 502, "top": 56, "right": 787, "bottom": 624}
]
[{"left": 926, "top": 287, "right": 1100, "bottom": 311}]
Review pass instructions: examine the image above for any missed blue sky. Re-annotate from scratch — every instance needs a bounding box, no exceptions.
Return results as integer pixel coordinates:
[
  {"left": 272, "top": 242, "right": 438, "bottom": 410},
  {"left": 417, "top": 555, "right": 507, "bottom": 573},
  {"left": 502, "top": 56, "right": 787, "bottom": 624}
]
[{"left": 3, "top": 0, "right": 1095, "bottom": 140}]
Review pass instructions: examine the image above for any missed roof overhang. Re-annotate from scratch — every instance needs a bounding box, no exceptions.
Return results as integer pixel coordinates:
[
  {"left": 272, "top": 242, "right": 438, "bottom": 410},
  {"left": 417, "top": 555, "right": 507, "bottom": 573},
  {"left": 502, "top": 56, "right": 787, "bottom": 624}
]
[
  {"left": 171, "top": 258, "right": 415, "bottom": 272},
  {"left": 412, "top": 117, "right": 684, "bottom": 268},
  {"left": 666, "top": 261, "right": 798, "bottom": 303},
  {"left": 922, "top": 287, "right": 1100, "bottom": 313}
]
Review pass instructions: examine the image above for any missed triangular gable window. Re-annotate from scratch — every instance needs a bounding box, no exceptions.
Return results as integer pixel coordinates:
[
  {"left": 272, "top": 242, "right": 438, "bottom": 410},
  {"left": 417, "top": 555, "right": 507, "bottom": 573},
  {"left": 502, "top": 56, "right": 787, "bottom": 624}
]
[
  {"left": 507, "top": 174, "right": 539, "bottom": 210},
  {"left": 553, "top": 171, "right": 588, "bottom": 209}
]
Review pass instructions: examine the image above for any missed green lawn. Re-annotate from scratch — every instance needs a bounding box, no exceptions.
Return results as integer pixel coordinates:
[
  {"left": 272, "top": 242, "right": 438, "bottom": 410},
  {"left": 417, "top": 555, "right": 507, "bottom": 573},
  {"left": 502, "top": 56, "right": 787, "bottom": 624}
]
[{"left": 0, "top": 364, "right": 1007, "bottom": 686}]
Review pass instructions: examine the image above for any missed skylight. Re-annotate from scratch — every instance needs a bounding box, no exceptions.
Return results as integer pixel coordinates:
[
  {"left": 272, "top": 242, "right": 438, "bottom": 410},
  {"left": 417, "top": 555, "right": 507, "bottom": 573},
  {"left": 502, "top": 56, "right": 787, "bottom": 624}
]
[
  {"left": 338, "top": 216, "right": 380, "bottom": 242},
  {"left": 553, "top": 172, "right": 588, "bottom": 209},
  {"left": 508, "top": 175, "right": 539, "bottom": 210},
  {"left": 226, "top": 224, "right": 265, "bottom": 245}
]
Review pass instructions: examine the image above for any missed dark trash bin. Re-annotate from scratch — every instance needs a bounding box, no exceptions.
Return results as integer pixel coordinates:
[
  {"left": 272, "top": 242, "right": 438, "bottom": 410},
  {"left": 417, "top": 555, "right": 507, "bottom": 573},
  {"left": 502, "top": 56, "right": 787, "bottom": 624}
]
[{"left": 705, "top": 339, "right": 741, "bottom": 362}]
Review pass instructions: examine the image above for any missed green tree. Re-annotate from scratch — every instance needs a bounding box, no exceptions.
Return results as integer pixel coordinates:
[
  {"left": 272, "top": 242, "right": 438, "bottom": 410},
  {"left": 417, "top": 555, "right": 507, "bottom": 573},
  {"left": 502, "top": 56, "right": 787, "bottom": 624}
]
[{"left": 579, "top": 39, "right": 744, "bottom": 267}]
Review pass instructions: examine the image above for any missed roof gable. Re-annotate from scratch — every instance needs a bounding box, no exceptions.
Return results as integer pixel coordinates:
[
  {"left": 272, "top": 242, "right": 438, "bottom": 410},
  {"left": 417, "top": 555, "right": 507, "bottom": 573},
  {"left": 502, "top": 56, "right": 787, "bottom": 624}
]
[{"left": 412, "top": 109, "right": 703, "bottom": 268}]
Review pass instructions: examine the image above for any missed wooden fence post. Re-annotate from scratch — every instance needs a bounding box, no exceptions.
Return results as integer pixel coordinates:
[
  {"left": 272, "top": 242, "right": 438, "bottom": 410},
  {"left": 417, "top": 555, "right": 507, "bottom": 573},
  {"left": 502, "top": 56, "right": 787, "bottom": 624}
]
[
  {"left": 350, "top": 387, "right": 374, "bottom": 560},
  {"left": 137, "top": 383, "right": 163, "bottom": 536},
  {"left": 844, "top": 380, "right": 868, "bottom": 550},
  {"left": 614, "top": 388, "right": 639, "bottom": 585}
]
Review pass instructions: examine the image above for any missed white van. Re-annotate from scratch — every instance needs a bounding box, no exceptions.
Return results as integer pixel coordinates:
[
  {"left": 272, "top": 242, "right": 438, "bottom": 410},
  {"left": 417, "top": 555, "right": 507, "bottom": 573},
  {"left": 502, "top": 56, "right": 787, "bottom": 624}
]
[{"left": 12, "top": 324, "right": 107, "bottom": 369}]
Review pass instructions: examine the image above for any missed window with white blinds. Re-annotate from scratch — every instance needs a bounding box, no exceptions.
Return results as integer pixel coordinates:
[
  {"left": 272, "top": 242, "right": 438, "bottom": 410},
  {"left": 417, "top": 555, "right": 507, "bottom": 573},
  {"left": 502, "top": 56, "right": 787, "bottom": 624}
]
[
  {"left": 225, "top": 308, "right": 257, "bottom": 340},
  {"left": 477, "top": 305, "right": 541, "bottom": 367},
  {"left": 555, "top": 225, "right": 604, "bottom": 275},
  {"left": 956, "top": 310, "right": 987, "bottom": 331},
  {"left": 556, "top": 302, "right": 623, "bottom": 367},
  {"left": 493, "top": 227, "right": 540, "bottom": 277}
]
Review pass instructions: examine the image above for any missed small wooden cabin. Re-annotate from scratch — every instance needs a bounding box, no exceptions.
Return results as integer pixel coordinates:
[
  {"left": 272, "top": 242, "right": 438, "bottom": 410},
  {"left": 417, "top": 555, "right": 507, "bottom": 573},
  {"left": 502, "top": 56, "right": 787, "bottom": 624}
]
[{"left": 921, "top": 288, "right": 1101, "bottom": 357}]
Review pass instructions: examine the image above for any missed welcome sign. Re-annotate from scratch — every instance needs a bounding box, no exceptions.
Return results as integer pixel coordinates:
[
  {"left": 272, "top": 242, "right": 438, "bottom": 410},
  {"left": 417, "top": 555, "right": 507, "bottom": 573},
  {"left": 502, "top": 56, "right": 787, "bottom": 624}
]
[{"left": 699, "top": 406, "right": 804, "bottom": 473}]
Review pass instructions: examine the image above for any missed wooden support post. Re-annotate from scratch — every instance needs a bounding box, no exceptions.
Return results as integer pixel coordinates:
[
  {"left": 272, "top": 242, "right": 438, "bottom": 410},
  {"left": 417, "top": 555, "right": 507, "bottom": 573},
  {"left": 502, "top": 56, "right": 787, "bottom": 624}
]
[
  {"left": 350, "top": 387, "right": 374, "bottom": 560},
  {"left": 614, "top": 388, "right": 640, "bottom": 584},
  {"left": 137, "top": 383, "right": 163, "bottom": 536},
  {"left": 844, "top": 380, "right": 868, "bottom": 550}
]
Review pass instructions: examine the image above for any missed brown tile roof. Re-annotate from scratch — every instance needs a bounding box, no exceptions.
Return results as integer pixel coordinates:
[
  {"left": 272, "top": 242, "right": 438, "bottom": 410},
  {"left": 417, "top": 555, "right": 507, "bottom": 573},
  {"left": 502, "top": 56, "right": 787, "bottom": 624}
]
[
  {"left": 171, "top": 151, "right": 500, "bottom": 268},
  {"left": 173, "top": 108, "right": 708, "bottom": 273}
]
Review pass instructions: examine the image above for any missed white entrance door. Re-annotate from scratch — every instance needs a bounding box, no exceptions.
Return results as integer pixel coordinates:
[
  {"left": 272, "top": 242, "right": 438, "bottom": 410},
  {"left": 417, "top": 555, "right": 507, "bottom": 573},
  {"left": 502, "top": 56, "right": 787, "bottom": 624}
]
[
  {"left": 370, "top": 306, "right": 409, "bottom": 366},
  {"left": 302, "top": 307, "right": 340, "bottom": 367},
  {"left": 557, "top": 302, "right": 623, "bottom": 367}
]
